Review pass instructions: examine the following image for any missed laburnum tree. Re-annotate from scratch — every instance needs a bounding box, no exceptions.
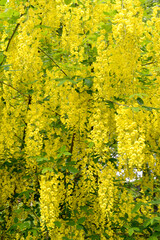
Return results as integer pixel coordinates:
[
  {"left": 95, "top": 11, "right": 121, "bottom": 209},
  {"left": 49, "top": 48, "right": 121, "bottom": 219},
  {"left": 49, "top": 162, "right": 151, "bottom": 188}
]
[{"left": 0, "top": 0, "right": 160, "bottom": 239}]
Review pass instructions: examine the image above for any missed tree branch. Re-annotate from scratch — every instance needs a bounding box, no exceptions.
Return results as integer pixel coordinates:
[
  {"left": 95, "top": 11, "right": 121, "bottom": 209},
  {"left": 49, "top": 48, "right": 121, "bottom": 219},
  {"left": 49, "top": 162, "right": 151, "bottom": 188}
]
[
  {"left": 70, "top": 133, "right": 75, "bottom": 154},
  {"left": 0, "top": 23, "right": 20, "bottom": 66},
  {"left": 6, "top": 23, "right": 20, "bottom": 52}
]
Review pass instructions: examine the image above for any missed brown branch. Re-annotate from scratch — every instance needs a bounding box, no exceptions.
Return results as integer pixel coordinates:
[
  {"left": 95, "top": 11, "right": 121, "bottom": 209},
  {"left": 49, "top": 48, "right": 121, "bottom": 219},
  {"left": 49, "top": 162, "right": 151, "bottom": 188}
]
[
  {"left": 38, "top": 47, "right": 68, "bottom": 77},
  {"left": 6, "top": 23, "right": 20, "bottom": 52},
  {"left": 0, "top": 23, "right": 20, "bottom": 66},
  {"left": 20, "top": 95, "right": 32, "bottom": 150},
  {"left": 70, "top": 133, "right": 75, "bottom": 154}
]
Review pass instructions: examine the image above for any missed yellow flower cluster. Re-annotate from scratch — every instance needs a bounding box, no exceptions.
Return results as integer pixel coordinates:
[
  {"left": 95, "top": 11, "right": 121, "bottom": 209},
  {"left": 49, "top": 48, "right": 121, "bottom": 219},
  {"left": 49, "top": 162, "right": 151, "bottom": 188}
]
[
  {"left": 116, "top": 107, "right": 146, "bottom": 170},
  {"left": 98, "top": 163, "right": 117, "bottom": 228},
  {"left": 0, "top": 0, "right": 159, "bottom": 239}
]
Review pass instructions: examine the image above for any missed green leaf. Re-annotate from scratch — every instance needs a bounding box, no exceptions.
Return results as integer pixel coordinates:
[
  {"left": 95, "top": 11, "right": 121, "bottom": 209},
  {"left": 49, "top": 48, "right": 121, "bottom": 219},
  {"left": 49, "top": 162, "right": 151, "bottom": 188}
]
[
  {"left": 90, "top": 234, "right": 100, "bottom": 240},
  {"left": 61, "top": 166, "right": 67, "bottom": 171},
  {"left": 26, "top": 80, "right": 38, "bottom": 85},
  {"left": 14, "top": 209, "right": 22, "bottom": 214},
  {"left": 66, "top": 220, "right": 75, "bottom": 226},
  {"left": 102, "top": 22, "right": 112, "bottom": 33},
  {"left": 148, "top": 237, "right": 158, "bottom": 240},
  {"left": 131, "top": 107, "right": 140, "bottom": 112},
  {"left": 64, "top": 0, "right": 72, "bottom": 5},
  {"left": 88, "top": 142, "right": 94, "bottom": 148},
  {"left": 60, "top": 145, "right": 66, "bottom": 152},
  {"left": 1, "top": 64, "right": 11, "bottom": 71},
  {"left": 103, "top": 10, "right": 117, "bottom": 17},
  {"left": 57, "top": 80, "right": 67, "bottom": 86},
  {"left": 149, "top": 200, "right": 160, "bottom": 204},
  {"left": 19, "top": 190, "right": 34, "bottom": 200},
  {"left": 8, "top": 224, "right": 17, "bottom": 232},
  {"left": 43, "top": 96, "right": 50, "bottom": 101},
  {"left": 54, "top": 221, "right": 61, "bottom": 228},
  {"left": 152, "top": 232, "right": 160, "bottom": 237},
  {"left": 151, "top": 218, "right": 154, "bottom": 225},
  {"left": 153, "top": 226, "right": 160, "bottom": 232},
  {"left": 31, "top": 229, "right": 38, "bottom": 236},
  {"left": 56, "top": 77, "right": 75, "bottom": 86},
  {"left": 36, "top": 157, "right": 48, "bottom": 163},
  {"left": 14, "top": 217, "right": 18, "bottom": 223},
  {"left": 105, "top": 100, "right": 114, "bottom": 109},
  {"left": 0, "top": 9, "right": 13, "bottom": 18},
  {"left": 0, "top": 52, "right": 4, "bottom": 63},
  {"left": 137, "top": 97, "right": 144, "bottom": 105},
  {"left": 150, "top": 216, "right": 160, "bottom": 225},
  {"left": 103, "top": 232, "right": 110, "bottom": 238},
  {"left": 68, "top": 166, "right": 79, "bottom": 174},
  {"left": 19, "top": 221, "right": 31, "bottom": 231},
  {"left": 77, "top": 217, "right": 86, "bottom": 224},
  {"left": 131, "top": 202, "right": 143, "bottom": 213},
  {"left": 80, "top": 205, "right": 88, "bottom": 212},
  {"left": 128, "top": 228, "right": 134, "bottom": 236},
  {"left": 62, "top": 237, "right": 71, "bottom": 240},
  {"left": 42, "top": 167, "right": 53, "bottom": 174},
  {"left": 144, "top": 219, "right": 151, "bottom": 227},
  {"left": 63, "top": 152, "right": 72, "bottom": 156},
  {"left": 57, "top": 153, "right": 63, "bottom": 158},
  {"left": 0, "top": 0, "right": 7, "bottom": 6},
  {"left": 128, "top": 227, "right": 140, "bottom": 236},
  {"left": 76, "top": 224, "right": 83, "bottom": 230},
  {"left": 49, "top": 157, "right": 55, "bottom": 162},
  {"left": 84, "top": 78, "right": 93, "bottom": 88},
  {"left": 27, "top": 89, "right": 34, "bottom": 94},
  {"left": 152, "top": 217, "right": 160, "bottom": 221},
  {"left": 129, "top": 93, "right": 147, "bottom": 99}
]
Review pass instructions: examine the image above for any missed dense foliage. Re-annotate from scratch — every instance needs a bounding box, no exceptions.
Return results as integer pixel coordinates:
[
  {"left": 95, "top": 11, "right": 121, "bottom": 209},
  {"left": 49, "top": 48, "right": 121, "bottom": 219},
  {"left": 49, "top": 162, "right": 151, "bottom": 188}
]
[{"left": 0, "top": 0, "right": 160, "bottom": 239}]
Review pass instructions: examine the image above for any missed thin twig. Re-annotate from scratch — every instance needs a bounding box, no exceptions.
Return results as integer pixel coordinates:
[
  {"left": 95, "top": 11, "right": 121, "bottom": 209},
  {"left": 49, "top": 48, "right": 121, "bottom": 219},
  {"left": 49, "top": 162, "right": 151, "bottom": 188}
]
[
  {"left": 14, "top": 133, "right": 23, "bottom": 142},
  {"left": 104, "top": 99, "right": 160, "bottom": 111},
  {"left": 142, "top": 61, "right": 156, "bottom": 66},
  {"left": 0, "top": 80, "right": 26, "bottom": 97},
  {"left": 50, "top": 109, "right": 61, "bottom": 116},
  {"left": 38, "top": 47, "right": 68, "bottom": 77}
]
